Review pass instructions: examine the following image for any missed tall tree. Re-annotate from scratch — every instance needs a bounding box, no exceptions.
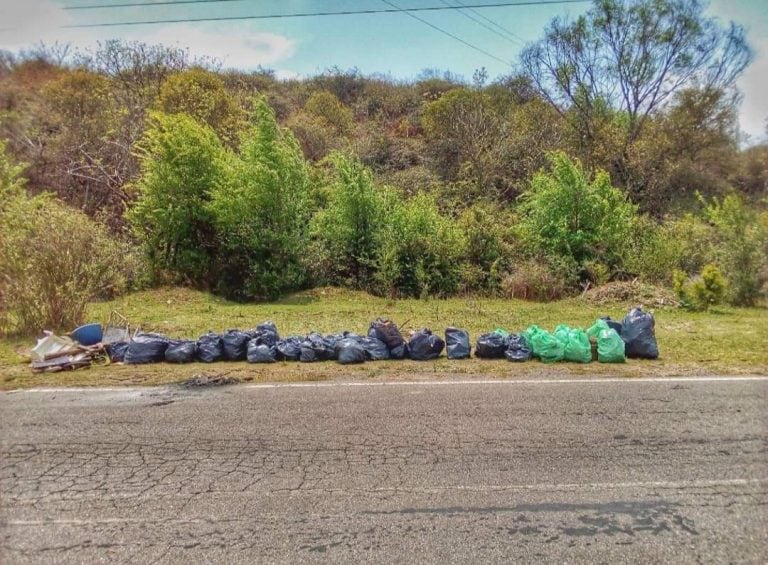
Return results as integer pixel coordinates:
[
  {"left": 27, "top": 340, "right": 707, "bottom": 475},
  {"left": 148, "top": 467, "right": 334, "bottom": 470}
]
[{"left": 521, "top": 0, "right": 752, "bottom": 195}]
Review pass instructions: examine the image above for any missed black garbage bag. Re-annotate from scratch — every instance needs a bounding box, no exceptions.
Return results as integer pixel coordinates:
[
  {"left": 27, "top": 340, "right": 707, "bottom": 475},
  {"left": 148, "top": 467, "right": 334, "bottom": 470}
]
[
  {"left": 276, "top": 336, "right": 302, "bottom": 361},
  {"left": 107, "top": 341, "right": 129, "bottom": 362},
  {"left": 407, "top": 328, "right": 445, "bottom": 361},
  {"left": 621, "top": 308, "right": 659, "bottom": 359},
  {"left": 336, "top": 338, "right": 367, "bottom": 364},
  {"left": 247, "top": 341, "right": 277, "bottom": 363},
  {"left": 125, "top": 333, "right": 168, "bottom": 364},
  {"left": 390, "top": 343, "right": 408, "bottom": 360},
  {"left": 254, "top": 321, "right": 279, "bottom": 347},
  {"left": 165, "top": 340, "right": 196, "bottom": 363},
  {"left": 368, "top": 317, "right": 405, "bottom": 352},
  {"left": 359, "top": 336, "right": 390, "bottom": 360},
  {"left": 300, "top": 332, "right": 335, "bottom": 363},
  {"left": 600, "top": 316, "right": 623, "bottom": 335},
  {"left": 475, "top": 332, "right": 508, "bottom": 359},
  {"left": 323, "top": 334, "right": 347, "bottom": 361},
  {"left": 445, "top": 327, "right": 471, "bottom": 359},
  {"left": 196, "top": 332, "right": 224, "bottom": 363},
  {"left": 504, "top": 334, "right": 532, "bottom": 362},
  {"left": 221, "top": 329, "right": 249, "bottom": 361}
]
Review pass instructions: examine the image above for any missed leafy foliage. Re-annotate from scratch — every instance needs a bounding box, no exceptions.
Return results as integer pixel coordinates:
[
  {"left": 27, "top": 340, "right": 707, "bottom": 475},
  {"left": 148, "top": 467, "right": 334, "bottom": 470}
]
[
  {"left": 519, "top": 152, "right": 637, "bottom": 276},
  {"left": 674, "top": 264, "right": 728, "bottom": 311},
  {"left": 209, "top": 98, "right": 312, "bottom": 300},
  {"left": 0, "top": 143, "right": 133, "bottom": 335},
  {"left": 129, "top": 111, "right": 224, "bottom": 283}
]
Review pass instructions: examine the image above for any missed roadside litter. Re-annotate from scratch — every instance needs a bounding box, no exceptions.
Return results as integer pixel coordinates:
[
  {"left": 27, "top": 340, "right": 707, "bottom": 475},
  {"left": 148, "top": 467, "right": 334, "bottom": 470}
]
[{"left": 26, "top": 308, "right": 659, "bottom": 372}]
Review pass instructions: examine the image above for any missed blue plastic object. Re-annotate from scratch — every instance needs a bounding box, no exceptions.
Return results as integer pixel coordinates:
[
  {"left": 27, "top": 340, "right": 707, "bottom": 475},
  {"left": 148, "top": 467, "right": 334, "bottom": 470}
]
[{"left": 71, "top": 323, "right": 103, "bottom": 346}]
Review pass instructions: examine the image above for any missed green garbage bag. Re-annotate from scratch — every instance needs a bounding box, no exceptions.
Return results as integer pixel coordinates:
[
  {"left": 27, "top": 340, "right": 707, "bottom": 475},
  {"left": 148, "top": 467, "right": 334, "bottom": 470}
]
[
  {"left": 553, "top": 324, "right": 571, "bottom": 345},
  {"left": 524, "top": 325, "right": 564, "bottom": 364},
  {"left": 587, "top": 319, "right": 626, "bottom": 363},
  {"left": 564, "top": 328, "right": 592, "bottom": 363},
  {"left": 586, "top": 319, "right": 609, "bottom": 338}
]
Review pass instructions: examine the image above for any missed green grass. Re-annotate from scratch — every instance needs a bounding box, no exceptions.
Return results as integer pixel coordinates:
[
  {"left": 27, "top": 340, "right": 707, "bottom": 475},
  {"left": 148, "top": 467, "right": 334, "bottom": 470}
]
[{"left": 1, "top": 286, "right": 766, "bottom": 390}]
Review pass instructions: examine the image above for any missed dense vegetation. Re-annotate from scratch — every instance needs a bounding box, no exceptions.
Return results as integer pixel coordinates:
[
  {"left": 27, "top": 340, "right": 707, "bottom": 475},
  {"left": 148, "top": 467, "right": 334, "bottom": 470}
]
[{"left": 1, "top": 0, "right": 766, "bottom": 334}]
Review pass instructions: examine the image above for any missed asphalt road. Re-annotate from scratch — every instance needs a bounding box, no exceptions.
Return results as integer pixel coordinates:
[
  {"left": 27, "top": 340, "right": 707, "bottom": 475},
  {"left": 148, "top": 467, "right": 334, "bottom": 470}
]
[{"left": 1, "top": 376, "right": 767, "bottom": 563}]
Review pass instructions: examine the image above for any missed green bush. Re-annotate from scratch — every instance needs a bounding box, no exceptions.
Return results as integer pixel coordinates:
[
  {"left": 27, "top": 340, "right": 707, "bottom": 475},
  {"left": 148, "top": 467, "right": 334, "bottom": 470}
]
[
  {"left": 208, "top": 99, "right": 313, "bottom": 300},
  {"left": 624, "top": 214, "right": 716, "bottom": 284},
  {"left": 519, "top": 151, "right": 638, "bottom": 277},
  {"left": 703, "top": 194, "right": 767, "bottom": 306},
  {"left": 674, "top": 264, "right": 728, "bottom": 311},
  {"left": 309, "top": 153, "right": 387, "bottom": 289},
  {"left": 304, "top": 91, "right": 354, "bottom": 135},
  {"left": 375, "top": 194, "right": 466, "bottom": 298},
  {"left": 456, "top": 202, "right": 516, "bottom": 293},
  {"left": 129, "top": 111, "right": 225, "bottom": 285},
  {"left": 0, "top": 143, "right": 131, "bottom": 335}
]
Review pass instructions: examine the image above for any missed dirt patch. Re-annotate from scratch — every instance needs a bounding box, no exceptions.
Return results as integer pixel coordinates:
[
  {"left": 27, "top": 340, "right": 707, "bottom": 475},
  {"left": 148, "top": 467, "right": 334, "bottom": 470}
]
[{"left": 181, "top": 372, "right": 240, "bottom": 388}]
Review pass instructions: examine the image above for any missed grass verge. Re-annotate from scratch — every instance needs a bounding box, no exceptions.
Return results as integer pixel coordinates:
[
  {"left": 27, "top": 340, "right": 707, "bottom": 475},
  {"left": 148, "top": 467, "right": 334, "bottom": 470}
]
[{"left": 1, "top": 287, "right": 766, "bottom": 390}]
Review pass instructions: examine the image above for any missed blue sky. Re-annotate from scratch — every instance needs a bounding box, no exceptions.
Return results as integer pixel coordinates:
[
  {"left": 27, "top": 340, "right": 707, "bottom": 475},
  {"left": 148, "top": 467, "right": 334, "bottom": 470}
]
[{"left": 1, "top": 0, "right": 766, "bottom": 142}]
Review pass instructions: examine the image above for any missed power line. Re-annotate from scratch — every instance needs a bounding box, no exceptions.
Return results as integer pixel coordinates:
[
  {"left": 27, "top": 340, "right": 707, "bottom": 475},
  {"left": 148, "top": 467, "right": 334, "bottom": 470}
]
[
  {"left": 63, "top": 1, "right": 591, "bottom": 26},
  {"left": 64, "top": 0, "right": 247, "bottom": 9},
  {"left": 380, "top": 0, "right": 510, "bottom": 66},
  {"left": 438, "top": 0, "right": 523, "bottom": 46},
  {"left": 455, "top": 0, "right": 528, "bottom": 45}
]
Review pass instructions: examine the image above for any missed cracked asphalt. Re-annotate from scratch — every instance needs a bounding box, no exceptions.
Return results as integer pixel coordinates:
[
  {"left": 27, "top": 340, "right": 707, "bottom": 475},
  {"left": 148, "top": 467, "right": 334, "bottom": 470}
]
[{"left": 1, "top": 377, "right": 767, "bottom": 563}]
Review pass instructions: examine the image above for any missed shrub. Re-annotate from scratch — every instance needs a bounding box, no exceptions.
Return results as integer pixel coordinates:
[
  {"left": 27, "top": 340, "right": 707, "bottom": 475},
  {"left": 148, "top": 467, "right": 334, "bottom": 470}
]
[
  {"left": 309, "top": 153, "right": 386, "bottom": 289},
  {"left": 287, "top": 111, "right": 339, "bottom": 161},
  {"left": 501, "top": 256, "right": 578, "bottom": 302},
  {"left": 208, "top": 98, "right": 313, "bottom": 300},
  {"left": 703, "top": 193, "right": 767, "bottom": 306},
  {"left": 128, "top": 111, "right": 225, "bottom": 285},
  {"left": 519, "top": 151, "right": 638, "bottom": 275},
  {"left": 624, "top": 214, "right": 716, "bottom": 284},
  {"left": 674, "top": 264, "right": 728, "bottom": 311},
  {"left": 456, "top": 202, "right": 516, "bottom": 293},
  {"left": 375, "top": 194, "right": 466, "bottom": 298},
  {"left": 304, "top": 91, "right": 354, "bottom": 135},
  {"left": 0, "top": 145, "right": 131, "bottom": 335}
]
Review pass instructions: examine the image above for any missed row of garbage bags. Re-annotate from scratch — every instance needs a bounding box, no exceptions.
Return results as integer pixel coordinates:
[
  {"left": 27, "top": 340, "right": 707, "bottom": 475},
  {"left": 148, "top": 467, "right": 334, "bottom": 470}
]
[{"left": 107, "top": 308, "right": 658, "bottom": 366}]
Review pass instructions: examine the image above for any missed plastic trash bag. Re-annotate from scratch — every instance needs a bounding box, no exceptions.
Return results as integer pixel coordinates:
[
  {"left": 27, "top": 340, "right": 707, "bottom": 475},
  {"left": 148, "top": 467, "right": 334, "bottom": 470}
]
[
  {"left": 125, "top": 333, "right": 169, "bottom": 365},
  {"left": 390, "top": 343, "right": 408, "bottom": 360},
  {"left": 165, "top": 340, "right": 196, "bottom": 363},
  {"left": 107, "top": 341, "right": 129, "bottom": 363},
  {"left": 475, "top": 331, "right": 509, "bottom": 358},
  {"left": 196, "top": 332, "right": 224, "bottom": 363},
  {"left": 276, "top": 336, "right": 302, "bottom": 361},
  {"left": 504, "top": 334, "right": 532, "bottom": 362},
  {"left": 300, "top": 332, "right": 335, "bottom": 363},
  {"left": 407, "top": 328, "right": 445, "bottom": 361},
  {"left": 445, "top": 327, "right": 471, "bottom": 359},
  {"left": 368, "top": 317, "right": 405, "bottom": 352},
  {"left": 588, "top": 320, "right": 626, "bottom": 363},
  {"left": 254, "top": 321, "right": 279, "bottom": 347},
  {"left": 600, "top": 316, "right": 624, "bottom": 335},
  {"left": 563, "top": 329, "right": 592, "bottom": 364},
  {"left": 359, "top": 336, "right": 390, "bottom": 360},
  {"left": 336, "top": 338, "right": 367, "bottom": 364},
  {"left": 524, "top": 325, "right": 564, "bottom": 363},
  {"left": 621, "top": 308, "right": 659, "bottom": 359},
  {"left": 247, "top": 341, "right": 277, "bottom": 363},
  {"left": 221, "top": 329, "right": 250, "bottom": 361}
]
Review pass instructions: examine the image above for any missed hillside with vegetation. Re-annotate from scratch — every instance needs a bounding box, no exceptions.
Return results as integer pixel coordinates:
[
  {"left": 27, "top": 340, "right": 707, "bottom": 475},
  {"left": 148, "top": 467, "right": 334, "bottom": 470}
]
[{"left": 1, "top": 0, "right": 766, "bottom": 336}]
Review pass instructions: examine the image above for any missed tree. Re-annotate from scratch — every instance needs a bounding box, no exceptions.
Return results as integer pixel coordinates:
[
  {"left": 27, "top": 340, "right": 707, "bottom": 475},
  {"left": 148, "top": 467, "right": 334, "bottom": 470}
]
[
  {"left": 129, "top": 112, "right": 225, "bottom": 283},
  {"left": 519, "top": 151, "right": 637, "bottom": 275},
  {"left": 521, "top": 0, "right": 752, "bottom": 184},
  {"left": 208, "top": 98, "right": 313, "bottom": 300},
  {"left": 157, "top": 68, "right": 245, "bottom": 146},
  {"left": 310, "top": 153, "right": 387, "bottom": 288}
]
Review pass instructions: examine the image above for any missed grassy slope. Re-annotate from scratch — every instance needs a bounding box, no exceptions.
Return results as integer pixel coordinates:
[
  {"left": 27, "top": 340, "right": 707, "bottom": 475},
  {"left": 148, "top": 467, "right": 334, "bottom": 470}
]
[{"left": 1, "top": 287, "right": 766, "bottom": 390}]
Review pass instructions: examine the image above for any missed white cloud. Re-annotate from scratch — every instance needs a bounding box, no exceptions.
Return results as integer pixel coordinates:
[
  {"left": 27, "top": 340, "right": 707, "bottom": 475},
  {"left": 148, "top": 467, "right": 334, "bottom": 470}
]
[
  {"left": 737, "top": 36, "right": 768, "bottom": 144},
  {"left": 274, "top": 68, "right": 301, "bottom": 81},
  {"left": 0, "top": 0, "right": 296, "bottom": 70}
]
